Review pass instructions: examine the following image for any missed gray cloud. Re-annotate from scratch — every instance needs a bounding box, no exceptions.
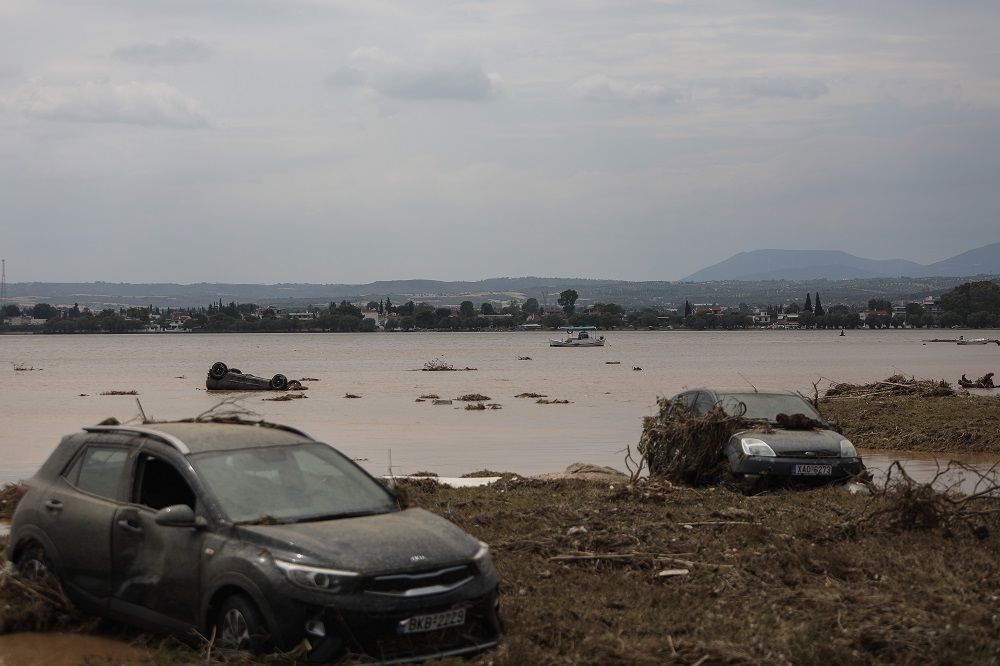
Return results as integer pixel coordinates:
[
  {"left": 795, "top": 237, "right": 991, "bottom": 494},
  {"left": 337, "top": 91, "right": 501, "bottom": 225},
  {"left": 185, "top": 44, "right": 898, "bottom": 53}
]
[
  {"left": 333, "top": 48, "right": 502, "bottom": 101},
  {"left": 377, "top": 64, "right": 500, "bottom": 101},
  {"left": 112, "top": 38, "right": 215, "bottom": 67},
  {"left": 729, "top": 78, "right": 830, "bottom": 99},
  {"left": 11, "top": 80, "right": 211, "bottom": 128},
  {"left": 2, "top": 0, "right": 997, "bottom": 283},
  {"left": 325, "top": 67, "right": 366, "bottom": 89},
  {"left": 571, "top": 75, "right": 683, "bottom": 105}
]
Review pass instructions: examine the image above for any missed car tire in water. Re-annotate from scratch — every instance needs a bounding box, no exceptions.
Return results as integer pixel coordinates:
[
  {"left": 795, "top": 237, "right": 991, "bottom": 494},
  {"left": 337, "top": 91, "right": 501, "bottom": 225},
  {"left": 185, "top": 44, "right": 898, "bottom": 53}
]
[
  {"left": 210, "top": 362, "right": 228, "bottom": 380},
  {"left": 269, "top": 374, "right": 288, "bottom": 390},
  {"left": 17, "top": 544, "right": 54, "bottom": 581},
  {"left": 217, "top": 594, "right": 271, "bottom": 654}
]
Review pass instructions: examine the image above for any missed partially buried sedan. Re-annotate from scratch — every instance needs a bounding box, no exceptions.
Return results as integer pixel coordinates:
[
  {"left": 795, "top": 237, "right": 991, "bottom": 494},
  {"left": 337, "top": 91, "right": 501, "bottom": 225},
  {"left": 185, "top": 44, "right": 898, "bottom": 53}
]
[
  {"left": 7, "top": 418, "right": 501, "bottom": 664},
  {"left": 649, "top": 388, "right": 866, "bottom": 483}
]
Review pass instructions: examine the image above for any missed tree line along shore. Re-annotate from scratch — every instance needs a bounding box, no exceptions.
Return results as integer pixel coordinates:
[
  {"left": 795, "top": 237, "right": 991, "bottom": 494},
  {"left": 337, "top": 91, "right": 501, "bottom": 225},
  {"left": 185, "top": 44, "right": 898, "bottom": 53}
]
[{"left": 3, "top": 280, "right": 1000, "bottom": 334}]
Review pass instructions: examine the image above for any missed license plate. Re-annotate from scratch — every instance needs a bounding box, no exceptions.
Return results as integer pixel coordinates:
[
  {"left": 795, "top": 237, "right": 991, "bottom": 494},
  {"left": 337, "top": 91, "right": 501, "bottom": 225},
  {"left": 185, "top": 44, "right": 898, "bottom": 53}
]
[
  {"left": 793, "top": 464, "right": 832, "bottom": 476},
  {"left": 398, "top": 608, "right": 466, "bottom": 635}
]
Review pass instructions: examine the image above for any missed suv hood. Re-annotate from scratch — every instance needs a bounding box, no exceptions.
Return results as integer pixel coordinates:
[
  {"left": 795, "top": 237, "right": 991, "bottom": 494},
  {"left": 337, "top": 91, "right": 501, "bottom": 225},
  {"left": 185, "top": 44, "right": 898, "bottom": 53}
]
[
  {"left": 733, "top": 427, "right": 848, "bottom": 456},
  {"left": 236, "top": 508, "right": 479, "bottom": 573}
]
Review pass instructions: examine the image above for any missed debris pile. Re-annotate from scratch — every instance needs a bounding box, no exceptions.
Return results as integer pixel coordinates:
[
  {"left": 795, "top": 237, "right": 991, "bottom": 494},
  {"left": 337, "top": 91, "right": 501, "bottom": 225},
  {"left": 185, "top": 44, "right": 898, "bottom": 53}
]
[
  {"left": 0, "top": 563, "right": 97, "bottom": 634},
  {"left": 1, "top": 483, "right": 19, "bottom": 520},
  {"left": 638, "top": 397, "right": 766, "bottom": 485},
  {"left": 959, "top": 372, "right": 995, "bottom": 389},
  {"left": 852, "top": 461, "right": 1000, "bottom": 539},
  {"left": 823, "top": 374, "right": 956, "bottom": 399}
]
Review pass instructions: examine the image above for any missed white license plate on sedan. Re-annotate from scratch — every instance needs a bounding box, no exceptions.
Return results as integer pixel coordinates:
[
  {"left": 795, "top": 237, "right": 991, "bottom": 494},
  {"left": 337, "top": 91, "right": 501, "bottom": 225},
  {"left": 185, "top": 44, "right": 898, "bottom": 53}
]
[
  {"left": 398, "top": 608, "right": 466, "bottom": 635},
  {"left": 793, "top": 464, "right": 832, "bottom": 476}
]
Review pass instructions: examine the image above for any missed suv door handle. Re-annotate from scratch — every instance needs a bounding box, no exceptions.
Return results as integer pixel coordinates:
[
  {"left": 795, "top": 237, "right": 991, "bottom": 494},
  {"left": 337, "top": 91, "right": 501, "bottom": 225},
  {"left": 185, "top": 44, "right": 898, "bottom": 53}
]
[
  {"left": 44, "top": 499, "right": 64, "bottom": 512},
  {"left": 117, "top": 519, "right": 143, "bottom": 534}
]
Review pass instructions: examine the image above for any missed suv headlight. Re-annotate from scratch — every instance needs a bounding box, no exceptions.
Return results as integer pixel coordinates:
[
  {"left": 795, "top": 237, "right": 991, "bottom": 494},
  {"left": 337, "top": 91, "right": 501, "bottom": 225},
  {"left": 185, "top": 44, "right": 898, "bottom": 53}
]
[
  {"left": 472, "top": 541, "right": 494, "bottom": 575},
  {"left": 275, "top": 560, "right": 360, "bottom": 593},
  {"left": 840, "top": 439, "right": 858, "bottom": 458},
  {"left": 740, "top": 438, "right": 776, "bottom": 457}
]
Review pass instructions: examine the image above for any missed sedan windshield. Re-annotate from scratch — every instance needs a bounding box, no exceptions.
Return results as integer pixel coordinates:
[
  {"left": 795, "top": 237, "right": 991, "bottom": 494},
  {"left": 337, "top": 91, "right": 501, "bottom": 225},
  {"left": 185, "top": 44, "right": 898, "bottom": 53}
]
[
  {"left": 191, "top": 443, "right": 396, "bottom": 523},
  {"left": 715, "top": 392, "right": 823, "bottom": 423}
]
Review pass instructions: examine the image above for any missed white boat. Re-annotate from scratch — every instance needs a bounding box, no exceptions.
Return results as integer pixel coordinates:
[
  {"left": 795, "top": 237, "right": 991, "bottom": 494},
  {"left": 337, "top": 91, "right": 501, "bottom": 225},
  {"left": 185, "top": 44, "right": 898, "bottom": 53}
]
[
  {"left": 549, "top": 326, "right": 606, "bottom": 347},
  {"left": 956, "top": 338, "right": 999, "bottom": 345}
]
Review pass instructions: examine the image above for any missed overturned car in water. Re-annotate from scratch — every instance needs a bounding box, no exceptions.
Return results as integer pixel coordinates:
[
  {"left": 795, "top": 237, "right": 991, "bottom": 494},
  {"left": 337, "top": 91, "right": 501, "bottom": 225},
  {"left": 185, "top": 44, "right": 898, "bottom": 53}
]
[
  {"left": 641, "top": 388, "right": 866, "bottom": 486},
  {"left": 6, "top": 418, "right": 502, "bottom": 663},
  {"left": 206, "top": 361, "right": 303, "bottom": 391}
]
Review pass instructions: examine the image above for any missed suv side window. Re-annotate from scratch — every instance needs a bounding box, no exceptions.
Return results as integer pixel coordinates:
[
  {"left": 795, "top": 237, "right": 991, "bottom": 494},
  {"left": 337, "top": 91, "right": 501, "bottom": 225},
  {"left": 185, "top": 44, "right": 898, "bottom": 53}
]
[
  {"left": 133, "top": 454, "right": 196, "bottom": 511},
  {"left": 64, "top": 446, "right": 128, "bottom": 499}
]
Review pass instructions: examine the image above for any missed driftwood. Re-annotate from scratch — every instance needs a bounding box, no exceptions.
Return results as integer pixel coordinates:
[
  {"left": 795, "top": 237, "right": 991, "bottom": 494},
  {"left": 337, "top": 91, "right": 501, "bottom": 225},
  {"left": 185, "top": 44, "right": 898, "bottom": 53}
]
[
  {"left": 824, "top": 374, "right": 956, "bottom": 399},
  {"left": 959, "top": 372, "right": 995, "bottom": 389},
  {"left": 852, "top": 460, "right": 1000, "bottom": 538}
]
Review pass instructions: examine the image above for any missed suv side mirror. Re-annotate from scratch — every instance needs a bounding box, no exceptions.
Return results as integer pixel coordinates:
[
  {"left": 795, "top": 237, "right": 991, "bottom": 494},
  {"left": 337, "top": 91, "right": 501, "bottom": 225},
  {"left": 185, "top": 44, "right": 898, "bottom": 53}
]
[{"left": 155, "top": 504, "right": 208, "bottom": 529}]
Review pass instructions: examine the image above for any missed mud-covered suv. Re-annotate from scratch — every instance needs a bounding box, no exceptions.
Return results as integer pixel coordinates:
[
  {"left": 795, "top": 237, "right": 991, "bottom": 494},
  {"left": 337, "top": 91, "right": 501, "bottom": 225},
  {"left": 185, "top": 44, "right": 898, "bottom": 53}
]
[{"left": 7, "top": 418, "right": 501, "bottom": 663}]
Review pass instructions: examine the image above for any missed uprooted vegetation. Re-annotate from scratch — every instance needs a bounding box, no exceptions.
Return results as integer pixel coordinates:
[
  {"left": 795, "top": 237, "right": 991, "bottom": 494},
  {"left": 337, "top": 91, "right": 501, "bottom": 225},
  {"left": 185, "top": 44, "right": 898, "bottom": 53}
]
[
  {"left": 850, "top": 461, "right": 1000, "bottom": 537},
  {"left": 420, "top": 358, "right": 477, "bottom": 372},
  {"left": 822, "top": 373, "right": 958, "bottom": 399},
  {"left": 1, "top": 483, "right": 19, "bottom": 521},
  {"left": 638, "top": 397, "right": 767, "bottom": 486}
]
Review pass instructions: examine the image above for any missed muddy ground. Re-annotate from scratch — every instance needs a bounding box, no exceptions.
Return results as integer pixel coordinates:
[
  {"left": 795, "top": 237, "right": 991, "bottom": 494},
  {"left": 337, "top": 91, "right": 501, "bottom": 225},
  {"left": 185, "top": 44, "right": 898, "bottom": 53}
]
[{"left": 2, "top": 391, "right": 1000, "bottom": 665}]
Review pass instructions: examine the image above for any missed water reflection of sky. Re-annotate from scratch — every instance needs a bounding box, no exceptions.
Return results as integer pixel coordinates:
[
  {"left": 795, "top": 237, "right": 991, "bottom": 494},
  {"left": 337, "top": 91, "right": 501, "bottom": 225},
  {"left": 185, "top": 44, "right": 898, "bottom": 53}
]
[{"left": 862, "top": 451, "right": 1000, "bottom": 496}]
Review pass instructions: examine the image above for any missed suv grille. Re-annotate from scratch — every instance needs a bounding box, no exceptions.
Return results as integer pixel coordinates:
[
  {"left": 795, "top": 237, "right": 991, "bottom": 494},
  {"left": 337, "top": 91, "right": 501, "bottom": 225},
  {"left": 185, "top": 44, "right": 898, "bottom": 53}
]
[{"left": 366, "top": 565, "right": 474, "bottom": 597}]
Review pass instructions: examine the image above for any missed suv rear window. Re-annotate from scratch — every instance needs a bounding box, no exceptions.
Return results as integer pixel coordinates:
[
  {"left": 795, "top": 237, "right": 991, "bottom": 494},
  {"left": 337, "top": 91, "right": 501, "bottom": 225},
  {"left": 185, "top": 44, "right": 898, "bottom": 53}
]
[{"left": 64, "top": 446, "right": 128, "bottom": 499}]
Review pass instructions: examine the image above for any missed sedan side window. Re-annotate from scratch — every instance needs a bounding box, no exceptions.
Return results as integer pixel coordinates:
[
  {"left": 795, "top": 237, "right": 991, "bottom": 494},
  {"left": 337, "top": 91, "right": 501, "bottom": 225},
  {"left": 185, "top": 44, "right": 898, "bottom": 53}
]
[
  {"left": 64, "top": 447, "right": 128, "bottom": 499},
  {"left": 693, "top": 392, "right": 717, "bottom": 416}
]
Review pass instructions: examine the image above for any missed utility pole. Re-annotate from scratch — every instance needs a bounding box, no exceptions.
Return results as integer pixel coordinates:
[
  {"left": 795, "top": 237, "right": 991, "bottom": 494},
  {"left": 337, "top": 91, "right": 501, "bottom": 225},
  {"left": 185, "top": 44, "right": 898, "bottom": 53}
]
[{"left": 1, "top": 259, "right": 6, "bottom": 314}]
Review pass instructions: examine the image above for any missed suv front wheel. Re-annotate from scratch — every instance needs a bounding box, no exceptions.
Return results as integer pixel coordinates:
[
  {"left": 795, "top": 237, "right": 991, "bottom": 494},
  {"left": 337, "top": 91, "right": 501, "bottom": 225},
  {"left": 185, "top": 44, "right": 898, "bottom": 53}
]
[{"left": 217, "top": 594, "right": 271, "bottom": 654}]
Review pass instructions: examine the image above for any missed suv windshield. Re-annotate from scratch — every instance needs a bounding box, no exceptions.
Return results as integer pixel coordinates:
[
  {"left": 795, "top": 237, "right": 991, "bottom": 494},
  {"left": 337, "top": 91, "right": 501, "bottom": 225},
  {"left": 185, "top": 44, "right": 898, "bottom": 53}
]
[
  {"left": 191, "top": 443, "right": 396, "bottom": 523},
  {"left": 716, "top": 392, "right": 823, "bottom": 423}
]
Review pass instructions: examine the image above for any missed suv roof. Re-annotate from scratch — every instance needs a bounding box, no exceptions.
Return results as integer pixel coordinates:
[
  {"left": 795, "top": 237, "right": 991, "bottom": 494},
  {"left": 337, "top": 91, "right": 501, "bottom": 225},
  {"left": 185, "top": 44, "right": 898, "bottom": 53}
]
[
  {"left": 696, "top": 388, "right": 800, "bottom": 396},
  {"left": 83, "top": 418, "right": 318, "bottom": 455}
]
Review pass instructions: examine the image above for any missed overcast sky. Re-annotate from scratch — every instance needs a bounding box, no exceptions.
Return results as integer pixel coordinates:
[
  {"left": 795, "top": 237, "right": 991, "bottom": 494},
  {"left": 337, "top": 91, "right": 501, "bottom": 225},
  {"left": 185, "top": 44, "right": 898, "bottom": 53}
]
[{"left": 2, "top": 0, "right": 998, "bottom": 284}]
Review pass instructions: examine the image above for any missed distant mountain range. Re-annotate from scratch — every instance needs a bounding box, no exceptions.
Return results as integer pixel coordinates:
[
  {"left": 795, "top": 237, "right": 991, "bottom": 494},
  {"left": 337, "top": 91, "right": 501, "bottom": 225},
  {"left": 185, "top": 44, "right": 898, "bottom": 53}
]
[
  {"left": 5, "top": 244, "right": 998, "bottom": 312},
  {"left": 681, "top": 243, "right": 1000, "bottom": 282}
]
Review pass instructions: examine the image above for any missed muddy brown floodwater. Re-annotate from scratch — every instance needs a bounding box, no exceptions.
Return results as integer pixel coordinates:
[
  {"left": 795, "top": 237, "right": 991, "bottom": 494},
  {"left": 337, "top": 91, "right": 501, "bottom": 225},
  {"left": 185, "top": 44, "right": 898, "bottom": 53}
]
[{"left": 0, "top": 633, "right": 149, "bottom": 665}]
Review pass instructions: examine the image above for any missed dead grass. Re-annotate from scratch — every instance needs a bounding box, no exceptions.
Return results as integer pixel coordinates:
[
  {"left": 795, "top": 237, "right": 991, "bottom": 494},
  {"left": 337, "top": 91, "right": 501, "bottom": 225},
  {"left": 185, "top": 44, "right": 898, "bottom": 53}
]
[
  {"left": 820, "top": 393, "right": 1000, "bottom": 453},
  {"left": 457, "top": 393, "right": 491, "bottom": 401},
  {"left": 402, "top": 475, "right": 1000, "bottom": 666},
  {"left": 1, "top": 484, "right": 18, "bottom": 521}
]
